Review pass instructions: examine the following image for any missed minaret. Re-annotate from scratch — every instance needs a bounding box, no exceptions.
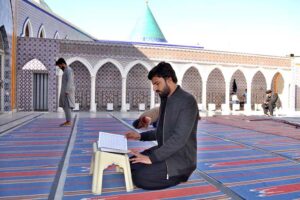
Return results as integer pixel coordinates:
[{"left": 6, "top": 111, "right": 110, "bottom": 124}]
[{"left": 130, "top": 1, "right": 167, "bottom": 43}]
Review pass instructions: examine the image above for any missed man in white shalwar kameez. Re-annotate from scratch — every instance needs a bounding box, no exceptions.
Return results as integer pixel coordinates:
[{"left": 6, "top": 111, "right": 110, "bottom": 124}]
[{"left": 56, "top": 58, "right": 75, "bottom": 126}]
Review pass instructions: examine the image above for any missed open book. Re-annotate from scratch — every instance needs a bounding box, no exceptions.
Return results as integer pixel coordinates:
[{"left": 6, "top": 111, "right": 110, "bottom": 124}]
[{"left": 97, "top": 132, "right": 128, "bottom": 154}]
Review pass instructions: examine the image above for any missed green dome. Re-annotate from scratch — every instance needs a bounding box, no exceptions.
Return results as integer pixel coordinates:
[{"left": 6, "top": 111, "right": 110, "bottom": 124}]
[{"left": 130, "top": 2, "right": 167, "bottom": 43}]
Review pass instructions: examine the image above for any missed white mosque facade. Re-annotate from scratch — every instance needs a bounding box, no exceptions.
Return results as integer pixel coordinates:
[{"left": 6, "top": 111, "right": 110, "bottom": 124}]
[{"left": 1, "top": 0, "right": 300, "bottom": 114}]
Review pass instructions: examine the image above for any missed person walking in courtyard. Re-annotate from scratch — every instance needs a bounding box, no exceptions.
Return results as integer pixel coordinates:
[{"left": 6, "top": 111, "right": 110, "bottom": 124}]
[
  {"left": 125, "top": 62, "right": 199, "bottom": 190},
  {"left": 56, "top": 58, "right": 75, "bottom": 126}
]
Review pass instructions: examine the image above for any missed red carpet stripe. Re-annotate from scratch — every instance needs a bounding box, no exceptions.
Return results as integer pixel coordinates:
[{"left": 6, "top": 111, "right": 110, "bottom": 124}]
[
  {"left": 93, "top": 185, "right": 218, "bottom": 200},
  {"left": 0, "top": 170, "right": 56, "bottom": 178}
]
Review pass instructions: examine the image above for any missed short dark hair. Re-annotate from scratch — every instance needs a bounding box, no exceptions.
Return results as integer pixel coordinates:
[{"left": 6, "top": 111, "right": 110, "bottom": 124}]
[
  {"left": 55, "top": 58, "right": 66, "bottom": 65},
  {"left": 148, "top": 62, "right": 177, "bottom": 83}
]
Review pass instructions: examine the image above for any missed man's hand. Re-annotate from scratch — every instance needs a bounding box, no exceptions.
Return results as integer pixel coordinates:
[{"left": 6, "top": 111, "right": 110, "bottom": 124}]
[
  {"left": 130, "top": 151, "right": 152, "bottom": 164},
  {"left": 125, "top": 131, "right": 141, "bottom": 140},
  {"left": 139, "top": 116, "right": 152, "bottom": 128}
]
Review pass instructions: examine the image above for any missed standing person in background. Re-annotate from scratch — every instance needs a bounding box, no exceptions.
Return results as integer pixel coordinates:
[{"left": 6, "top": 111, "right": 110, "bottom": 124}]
[
  {"left": 243, "top": 89, "right": 247, "bottom": 103},
  {"left": 262, "top": 90, "right": 272, "bottom": 116},
  {"left": 56, "top": 58, "right": 75, "bottom": 126},
  {"left": 125, "top": 62, "right": 199, "bottom": 190}
]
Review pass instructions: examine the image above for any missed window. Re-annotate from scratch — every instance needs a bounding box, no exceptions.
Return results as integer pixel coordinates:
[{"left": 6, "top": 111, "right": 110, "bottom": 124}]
[
  {"left": 22, "top": 18, "right": 33, "bottom": 37},
  {"left": 38, "top": 25, "right": 46, "bottom": 38}
]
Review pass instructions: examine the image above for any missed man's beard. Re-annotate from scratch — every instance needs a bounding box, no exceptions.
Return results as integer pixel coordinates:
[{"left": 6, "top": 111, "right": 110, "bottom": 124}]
[{"left": 157, "top": 84, "right": 170, "bottom": 98}]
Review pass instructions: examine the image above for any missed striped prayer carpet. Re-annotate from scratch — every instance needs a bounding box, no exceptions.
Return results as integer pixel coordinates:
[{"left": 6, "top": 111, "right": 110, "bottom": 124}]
[
  {"left": 2, "top": 115, "right": 299, "bottom": 199},
  {"left": 63, "top": 117, "right": 230, "bottom": 199},
  {"left": 197, "top": 120, "right": 300, "bottom": 199},
  {"left": 205, "top": 115, "right": 300, "bottom": 140},
  {"left": 0, "top": 118, "right": 73, "bottom": 200}
]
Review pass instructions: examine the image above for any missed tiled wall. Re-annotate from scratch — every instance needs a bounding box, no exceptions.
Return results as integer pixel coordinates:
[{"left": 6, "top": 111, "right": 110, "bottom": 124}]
[
  {"left": 0, "top": 0, "right": 13, "bottom": 112},
  {"left": 17, "top": 0, "right": 94, "bottom": 41},
  {"left": 17, "top": 37, "right": 59, "bottom": 111},
  {"left": 16, "top": 38, "right": 292, "bottom": 112}
]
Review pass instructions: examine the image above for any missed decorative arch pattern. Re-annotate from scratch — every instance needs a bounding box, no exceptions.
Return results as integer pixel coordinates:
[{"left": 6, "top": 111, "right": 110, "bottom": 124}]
[
  {"left": 230, "top": 70, "right": 247, "bottom": 102},
  {"left": 96, "top": 62, "right": 122, "bottom": 111},
  {"left": 22, "top": 18, "right": 33, "bottom": 37},
  {"left": 69, "top": 61, "right": 91, "bottom": 111},
  {"left": 271, "top": 72, "right": 284, "bottom": 95},
  {"left": 22, "top": 58, "right": 47, "bottom": 70},
  {"left": 182, "top": 67, "right": 202, "bottom": 103},
  {"left": 18, "top": 59, "right": 48, "bottom": 111},
  {"left": 126, "top": 64, "right": 150, "bottom": 110},
  {"left": 38, "top": 25, "right": 46, "bottom": 38},
  {"left": 0, "top": 30, "right": 3, "bottom": 111},
  {"left": 54, "top": 31, "right": 60, "bottom": 39},
  {"left": 251, "top": 71, "right": 267, "bottom": 106},
  {"left": 207, "top": 68, "right": 225, "bottom": 109},
  {"left": 0, "top": 26, "right": 11, "bottom": 112}
]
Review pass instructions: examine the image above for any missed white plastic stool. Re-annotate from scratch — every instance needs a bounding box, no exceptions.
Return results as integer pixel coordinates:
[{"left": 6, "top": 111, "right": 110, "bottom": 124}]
[{"left": 90, "top": 142, "right": 133, "bottom": 195}]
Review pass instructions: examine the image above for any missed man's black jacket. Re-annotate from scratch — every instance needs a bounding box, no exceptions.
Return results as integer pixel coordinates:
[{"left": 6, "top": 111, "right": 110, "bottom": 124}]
[{"left": 140, "top": 86, "right": 198, "bottom": 177}]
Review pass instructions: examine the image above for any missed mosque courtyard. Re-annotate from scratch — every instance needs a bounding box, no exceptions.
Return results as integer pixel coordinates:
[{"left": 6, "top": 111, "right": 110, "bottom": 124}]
[{"left": 1, "top": 111, "right": 300, "bottom": 199}]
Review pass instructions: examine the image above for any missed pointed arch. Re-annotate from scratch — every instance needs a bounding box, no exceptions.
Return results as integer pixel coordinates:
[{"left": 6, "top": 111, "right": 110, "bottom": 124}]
[
  {"left": 54, "top": 31, "right": 60, "bottom": 39},
  {"left": 124, "top": 60, "right": 151, "bottom": 78},
  {"left": 230, "top": 69, "right": 247, "bottom": 99},
  {"left": 37, "top": 24, "right": 46, "bottom": 38},
  {"left": 206, "top": 68, "right": 225, "bottom": 109},
  {"left": 21, "top": 18, "right": 33, "bottom": 37},
  {"left": 271, "top": 72, "right": 284, "bottom": 95},
  {"left": 66, "top": 57, "right": 93, "bottom": 76},
  {"left": 19, "top": 58, "right": 49, "bottom": 112},
  {"left": 69, "top": 60, "right": 91, "bottom": 111},
  {"left": 126, "top": 63, "right": 151, "bottom": 110},
  {"left": 22, "top": 58, "right": 48, "bottom": 71},
  {"left": 96, "top": 62, "right": 122, "bottom": 111},
  {"left": 251, "top": 71, "right": 267, "bottom": 106},
  {"left": 94, "top": 58, "right": 123, "bottom": 77},
  {"left": 182, "top": 67, "right": 202, "bottom": 103}
]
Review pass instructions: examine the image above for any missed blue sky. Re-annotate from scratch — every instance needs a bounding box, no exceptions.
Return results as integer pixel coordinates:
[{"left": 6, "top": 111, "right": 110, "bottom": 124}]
[{"left": 45, "top": 0, "right": 300, "bottom": 56}]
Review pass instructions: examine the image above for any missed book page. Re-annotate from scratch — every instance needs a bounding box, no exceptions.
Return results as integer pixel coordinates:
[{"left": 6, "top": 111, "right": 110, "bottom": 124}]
[{"left": 97, "top": 132, "right": 128, "bottom": 154}]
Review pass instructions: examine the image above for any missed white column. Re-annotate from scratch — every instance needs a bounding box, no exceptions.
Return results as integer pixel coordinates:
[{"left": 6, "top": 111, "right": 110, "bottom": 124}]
[
  {"left": 150, "top": 84, "right": 155, "bottom": 108},
  {"left": 57, "top": 74, "right": 63, "bottom": 112},
  {"left": 245, "top": 82, "right": 252, "bottom": 112},
  {"left": 121, "top": 77, "right": 127, "bottom": 112},
  {"left": 224, "top": 80, "right": 230, "bottom": 112},
  {"left": 202, "top": 81, "right": 207, "bottom": 111},
  {"left": 90, "top": 76, "right": 96, "bottom": 112},
  {"left": 289, "top": 82, "right": 296, "bottom": 113},
  {"left": 289, "top": 64, "right": 297, "bottom": 113},
  {"left": 282, "top": 81, "right": 290, "bottom": 112},
  {"left": 266, "top": 77, "right": 272, "bottom": 91}
]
